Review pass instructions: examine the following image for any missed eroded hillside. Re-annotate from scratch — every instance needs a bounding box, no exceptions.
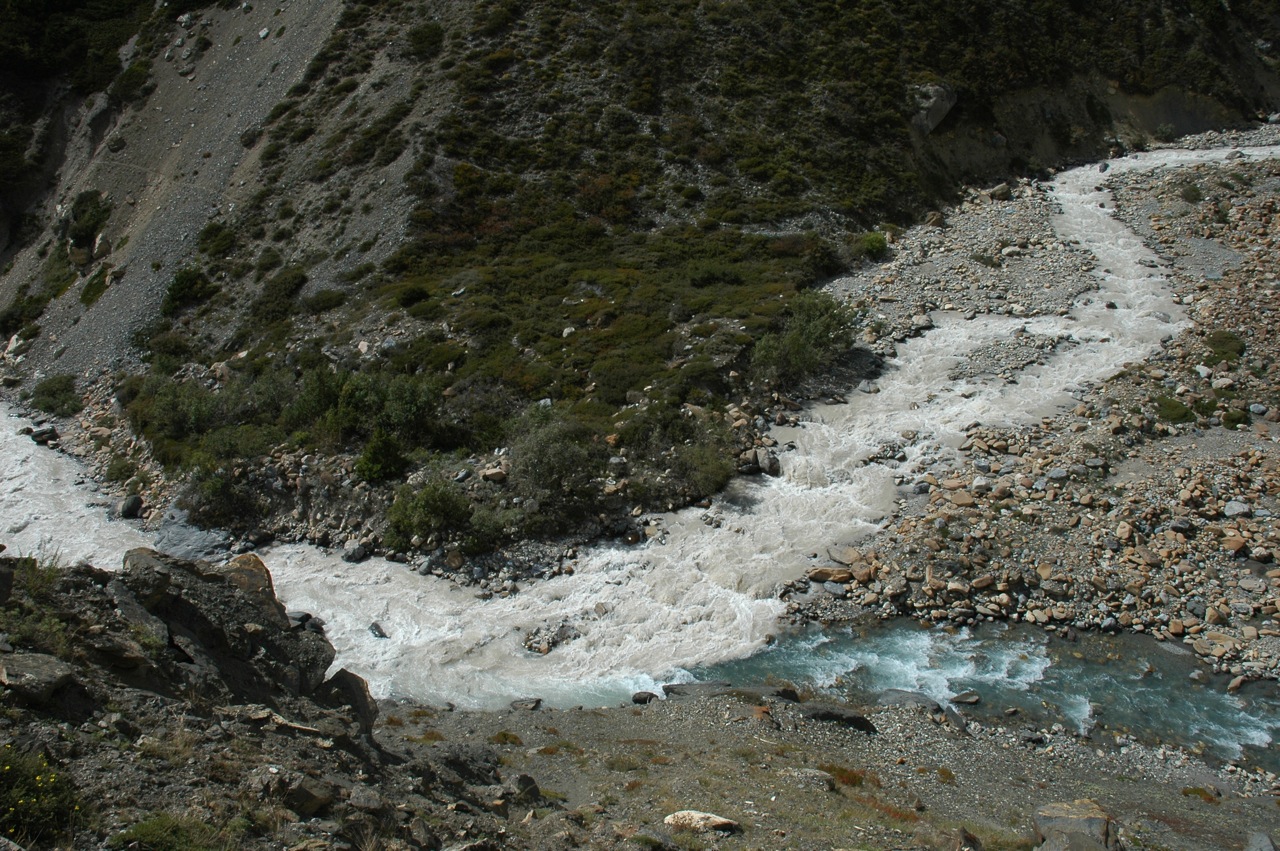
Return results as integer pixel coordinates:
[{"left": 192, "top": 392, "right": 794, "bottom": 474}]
[{"left": 1, "top": 0, "right": 1278, "bottom": 563}]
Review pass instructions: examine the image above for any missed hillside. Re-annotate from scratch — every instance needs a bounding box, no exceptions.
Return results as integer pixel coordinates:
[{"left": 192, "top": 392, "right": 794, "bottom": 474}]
[{"left": 0, "top": 0, "right": 1278, "bottom": 562}]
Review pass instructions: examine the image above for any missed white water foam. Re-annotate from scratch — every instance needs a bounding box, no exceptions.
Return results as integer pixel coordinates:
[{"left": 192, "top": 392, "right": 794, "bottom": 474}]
[
  {"left": 3, "top": 145, "right": 1279, "bottom": 709},
  {"left": 0, "top": 410, "right": 150, "bottom": 566}
]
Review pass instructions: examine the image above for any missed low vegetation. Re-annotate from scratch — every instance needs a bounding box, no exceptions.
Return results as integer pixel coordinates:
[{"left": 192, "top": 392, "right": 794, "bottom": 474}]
[{"left": 4, "top": 0, "right": 1280, "bottom": 552}]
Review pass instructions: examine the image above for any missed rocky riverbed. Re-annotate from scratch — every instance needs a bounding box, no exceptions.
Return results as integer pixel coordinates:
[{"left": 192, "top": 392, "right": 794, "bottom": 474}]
[
  {"left": 4, "top": 545, "right": 1278, "bottom": 850},
  {"left": 5, "top": 132, "right": 1280, "bottom": 848},
  {"left": 776, "top": 129, "right": 1280, "bottom": 693}
]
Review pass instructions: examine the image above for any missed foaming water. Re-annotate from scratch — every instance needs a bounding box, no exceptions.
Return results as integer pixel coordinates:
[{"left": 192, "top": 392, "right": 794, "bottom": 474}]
[
  {"left": 698, "top": 621, "right": 1280, "bottom": 771},
  {"left": 0, "top": 410, "right": 150, "bottom": 566},
  {"left": 2, "top": 145, "right": 1279, "bottom": 711}
]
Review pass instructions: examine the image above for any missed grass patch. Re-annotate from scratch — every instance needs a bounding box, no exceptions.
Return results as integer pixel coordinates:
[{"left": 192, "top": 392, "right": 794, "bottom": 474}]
[
  {"left": 0, "top": 743, "right": 80, "bottom": 847},
  {"left": 1154, "top": 395, "right": 1194, "bottom": 424}
]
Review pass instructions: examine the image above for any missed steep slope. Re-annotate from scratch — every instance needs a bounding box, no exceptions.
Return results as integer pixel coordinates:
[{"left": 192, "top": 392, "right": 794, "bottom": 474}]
[{"left": 0, "top": 0, "right": 1278, "bottom": 561}]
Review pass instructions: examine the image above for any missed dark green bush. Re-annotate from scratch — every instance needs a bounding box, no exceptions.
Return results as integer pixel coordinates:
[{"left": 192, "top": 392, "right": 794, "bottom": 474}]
[
  {"left": 249, "top": 265, "right": 308, "bottom": 325},
  {"left": 1204, "top": 330, "right": 1245, "bottom": 363},
  {"left": 29, "top": 374, "right": 83, "bottom": 417},
  {"left": 107, "top": 812, "right": 235, "bottom": 851},
  {"left": 751, "top": 290, "right": 855, "bottom": 386},
  {"left": 1154, "top": 396, "right": 1194, "bottom": 424},
  {"left": 162, "top": 267, "right": 219, "bottom": 315},
  {"left": 108, "top": 59, "right": 151, "bottom": 104},
  {"left": 67, "top": 191, "right": 111, "bottom": 248},
  {"left": 406, "top": 22, "right": 445, "bottom": 62},
  {"left": 0, "top": 743, "right": 80, "bottom": 847},
  {"left": 80, "top": 264, "right": 110, "bottom": 306},
  {"left": 355, "top": 428, "right": 409, "bottom": 482},
  {"left": 302, "top": 289, "right": 347, "bottom": 313},
  {"left": 385, "top": 478, "right": 473, "bottom": 549},
  {"left": 849, "top": 231, "right": 889, "bottom": 262},
  {"left": 197, "top": 221, "right": 236, "bottom": 256}
]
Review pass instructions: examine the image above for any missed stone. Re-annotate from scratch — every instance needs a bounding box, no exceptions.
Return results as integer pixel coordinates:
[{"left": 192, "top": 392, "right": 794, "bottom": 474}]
[
  {"left": 510, "top": 697, "right": 542, "bottom": 711},
  {"left": 0, "top": 653, "right": 76, "bottom": 704},
  {"left": 911, "top": 82, "right": 957, "bottom": 135},
  {"left": 989, "top": 182, "right": 1012, "bottom": 201},
  {"left": 342, "top": 540, "right": 367, "bottom": 562},
  {"left": 1034, "top": 799, "right": 1118, "bottom": 850},
  {"left": 284, "top": 775, "right": 338, "bottom": 817},
  {"left": 1223, "top": 500, "right": 1252, "bottom": 519},
  {"left": 1245, "top": 833, "right": 1277, "bottom": 851},
  {"left": 632, "top": 691, "right": 658, "bottom": 704},
  {"left": 807, "top": 567, "right": 853, "bottom": 583},
  {"left": 118, "top": 494, "right": 144, "bottom": 519},
  {"left": 663, "top": 810, "right": 741, "bottom": 834},
  {"left": 876, "top": 689, "right": 941, "bottom": 711}
]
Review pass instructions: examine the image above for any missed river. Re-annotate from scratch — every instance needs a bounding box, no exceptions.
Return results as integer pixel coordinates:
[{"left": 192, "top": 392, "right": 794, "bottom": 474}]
[{"left": 3, "top": 143, "right": 1279, "bottom": 764}]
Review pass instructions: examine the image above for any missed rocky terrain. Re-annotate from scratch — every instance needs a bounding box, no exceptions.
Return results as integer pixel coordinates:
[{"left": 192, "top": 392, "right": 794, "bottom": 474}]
[
  {"left": 4, "top": 542, "right": 1280, "bottom": 851},
  {"left": 769, "top": 129, "right": 1280, "bottom": 695}
]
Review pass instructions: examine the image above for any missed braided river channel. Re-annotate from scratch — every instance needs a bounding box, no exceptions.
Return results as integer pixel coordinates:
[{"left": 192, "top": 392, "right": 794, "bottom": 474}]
[{"left": 3, "top": 146, "right": 1279, "bottom": 770}]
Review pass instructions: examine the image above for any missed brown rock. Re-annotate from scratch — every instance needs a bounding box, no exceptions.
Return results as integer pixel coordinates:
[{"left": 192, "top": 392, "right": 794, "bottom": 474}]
[{"left": 807, "top": 567, "right": 853, "bottom": 584}]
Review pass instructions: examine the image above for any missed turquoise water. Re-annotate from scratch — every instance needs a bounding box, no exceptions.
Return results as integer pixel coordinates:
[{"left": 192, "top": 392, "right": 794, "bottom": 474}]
[{"left": 693, "top": 620, "right": 1280, "bottom": 772}]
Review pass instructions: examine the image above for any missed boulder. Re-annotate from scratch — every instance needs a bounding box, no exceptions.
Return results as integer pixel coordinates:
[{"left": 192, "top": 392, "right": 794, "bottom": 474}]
[
  {"left": 119, "top": 548, "right": 335, "bottom": 700},
  {"left": 1033, "top": 800, "right": 1118, "bottom": 850},
  {"left": 118, "top": 494, "right": 144, "bottom": 519},
  {"left": 632, "top": 691, "right": 659, "bottom": 705},
  {"left": 876, "top": 689, "right": 941, "bottom": 712},
  {"left": 0, "top": 653, "right": 76, "bottom": 704},
  {"left": 663, "top": 810, "right": 741, "bottom": 834},
  {"left": 663, "top": 681, "right": 731, "bottom": 698},
  {"left": 807, "top": 566, "right": 853, "bottom": 583}
]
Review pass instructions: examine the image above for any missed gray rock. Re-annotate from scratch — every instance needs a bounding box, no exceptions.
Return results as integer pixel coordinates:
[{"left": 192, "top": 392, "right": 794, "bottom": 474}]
[
  {"left": 662, "top": 681, "right": 732, "bottom": 698},
  {"left": 1223, "top": 500, "right": 1251, "bottom": 518},
  {"left": 0, "top": 653, "right": 76, "bottom": 704},
  {"left": 341, "top": 539, "right": 367, "bottom": 562},
  {"left": 1034, "top": 799, "right": 1118, "bottom": 850},
  {"left": 632, "top": 691, "right": 658, "bottom": 704},
  {"left": 801, "top": 705, "right": 877, "bottom": 734},
  {"left": 911, "top": 82, "right": 956, "bottom": 135},
  {"left": 1245, "top": 832, "right": 1276, "bottom": 851},
  {"left": 876, "top": 689, "right": 941, "bottom": 711},
  {"left": 510, "top": 697, "right": 542, "bottom": 711},
  {"left": 118, "top": 494, "right": 144, "bottom": 519}
]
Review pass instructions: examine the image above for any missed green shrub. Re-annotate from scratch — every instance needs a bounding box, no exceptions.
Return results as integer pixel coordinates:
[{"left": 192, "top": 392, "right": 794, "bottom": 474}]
[
  {"left": 355, "top": 428, "right": 409, "bottom": 482},
  {"left": 80, "top": 264, "right": 111, "bottom": 306},
  {"left": 197, "top": 222, "right": 237, "bottom": 256},
  {"left": 29, "top": 374, "right": 83, "bottom": 417},
  {"left": 302, "top": 289, "right": 347, "bottom": 313},
  {"left": 163, "top": 268, "right": 220, "bottom": 316},
  {"left": 109, "top": 60, "right": 152, "bottom": 104},
  {"left": 385, "top": 478, "right": 473, "bottom": 549},
  {"left": 177, "top": 466, "right": 264, "bottom": 530},
  {"left": 0, "top": 744, "right": 80, "bottom": 847},
  {"left": 107, "top": 812, "right": 237, "bottom": 850},
  {"left": 67, "top": 190, "right": 111, "bottom": 248},
  {"left": 1179, "top": 182, "right": 1204, "bottom": 204},
  {"left": 848, "top": 231, "right": 889, "bottom": 261},
  {"left": 509, "top": 406, "right": 607, "bottom": 520},
  {"left": 249, "top": 265, "right": 308, "bottom": 325},
  {"left": 406, "top": 23, "right": 445, "bottom": 62},
  {"left": 750, "top": 290, "right": 855, "bottom": 386}
]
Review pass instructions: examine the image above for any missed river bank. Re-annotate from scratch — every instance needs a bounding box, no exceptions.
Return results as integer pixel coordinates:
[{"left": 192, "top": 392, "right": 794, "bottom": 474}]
[{"left": 781, "top": 133, "right": 1280, "bottom": 690}]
